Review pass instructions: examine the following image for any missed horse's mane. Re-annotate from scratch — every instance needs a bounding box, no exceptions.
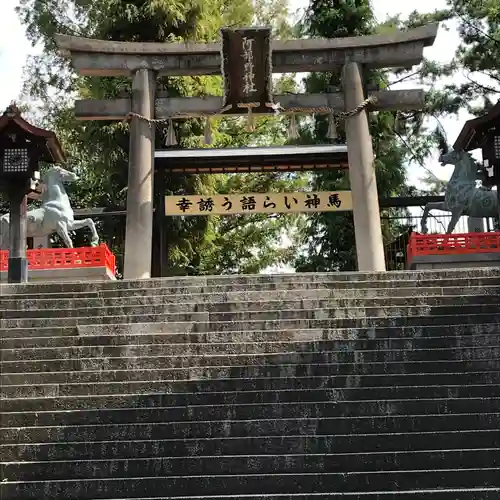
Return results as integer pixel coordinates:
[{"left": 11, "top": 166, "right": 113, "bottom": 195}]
[
  {"left": 40, "top": 166, "right": 61, "bottom": 185},
  {"left": 39, "top": 166, "right": 62, "bottom": 199},
  {"left": 40, "top": 167, "right": 53, "bottom": 184},
  {"left": 455, "top": 148, "right": 475, "bottom": 163},
  {"left": 435, "top": 126, "right": 449, "bottom": 155},
  {"left": 434, "top": 126, "right": 474, "bottom": 163}
]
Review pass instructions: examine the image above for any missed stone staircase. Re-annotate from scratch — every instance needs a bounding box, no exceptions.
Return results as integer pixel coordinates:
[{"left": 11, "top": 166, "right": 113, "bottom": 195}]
[{"left": 1, "top": 269, "right": 500, "bottom": 499}]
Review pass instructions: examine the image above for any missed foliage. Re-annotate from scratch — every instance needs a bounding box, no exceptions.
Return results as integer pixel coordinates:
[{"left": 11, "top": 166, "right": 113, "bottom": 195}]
[
  {"left": 441, "top": 0, "right": 500, "bottom": 113},
  {"left": 380, "top": 1, "right": 500, "bottom": 202},
  {"left": 419, "top": 171, "right": 448, "bottom": 195},
  {"left": 386, "top": 0, "right": 500, "bottom": 116},
  {"left": 15, "top": 0, "right": 304, "bottom": 275}
]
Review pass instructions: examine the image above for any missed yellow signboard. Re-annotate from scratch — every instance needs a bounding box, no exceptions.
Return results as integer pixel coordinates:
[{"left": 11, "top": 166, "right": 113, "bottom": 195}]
[{"left": 165, "top": 191, "right": 352, "bottom": 216}]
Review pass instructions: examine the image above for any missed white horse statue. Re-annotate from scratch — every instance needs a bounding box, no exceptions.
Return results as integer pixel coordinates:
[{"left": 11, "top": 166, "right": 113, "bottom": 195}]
[
  {"left": 421, "top": 148, "right": 498, "bottom": 234},
  {"left": 0, "top": 165, "right": 99, "bottom": 250}
]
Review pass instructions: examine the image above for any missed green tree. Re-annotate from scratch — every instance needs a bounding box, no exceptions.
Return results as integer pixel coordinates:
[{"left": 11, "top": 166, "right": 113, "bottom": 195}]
[
  {"left": 386, "top": 1, "right": 499, "bottom": 116},
  {"left": 419, "top": 171, "right": 448, "bottom": 195},
  {"left": 380, "top": 0, "right": 500, "bottom": 210},
  {"left": 294, "top": 0, "right": 419, "bottom": 272},
  {"left": 16, "top": 0, "right": 304, "bottom": 275},
  {"left": 434, "top": 0, "right": 500, "bottom": 113}
]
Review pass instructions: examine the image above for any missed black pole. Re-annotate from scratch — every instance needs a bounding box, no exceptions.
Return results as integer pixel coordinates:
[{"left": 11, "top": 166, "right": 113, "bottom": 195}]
[
  {"left": 151, "top": 168, "right": 168, "bottom": 277},
  {"left": 497, "top": 187, "right": 500, "bottom": 231},
  {"left": 158, "top": 169, "right": 169, "bottom": 277},
  {"left": 497, "top": 175, "right": 500, "bottom": 230},
  {"left": 495, "top": 164, "right": 500, "bottom": 231},
  {"left": 7, "top": 187, "right": 28, "bottom": 283}
]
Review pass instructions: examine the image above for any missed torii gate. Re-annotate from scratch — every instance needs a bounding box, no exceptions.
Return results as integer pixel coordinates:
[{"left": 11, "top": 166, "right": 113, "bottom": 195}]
[{"left": 55, "top": 24, "right": 438, "bottom": 279}]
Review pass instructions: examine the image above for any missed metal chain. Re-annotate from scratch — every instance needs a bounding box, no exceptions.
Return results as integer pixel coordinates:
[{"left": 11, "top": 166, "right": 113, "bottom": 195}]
[{"left": 122, "top": 96, "right": 376, "bottom": 125}]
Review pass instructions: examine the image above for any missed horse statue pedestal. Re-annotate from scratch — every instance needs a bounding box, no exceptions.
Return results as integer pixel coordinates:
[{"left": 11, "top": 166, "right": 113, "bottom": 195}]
[
  {"left": 406, "top": 232, "right": 500, "bottom": 270},
  {"left": 0, "top": 244, "right": 116, "bottom": 283}
]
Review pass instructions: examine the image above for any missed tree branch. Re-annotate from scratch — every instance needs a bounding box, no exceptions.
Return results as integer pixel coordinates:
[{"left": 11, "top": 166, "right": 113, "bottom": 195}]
[{"left": 463, "top": 72, "right": 500, "bottom": 94}]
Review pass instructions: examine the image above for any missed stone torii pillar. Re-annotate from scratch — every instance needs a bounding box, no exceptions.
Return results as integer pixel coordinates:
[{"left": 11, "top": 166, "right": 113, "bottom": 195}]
[
  {"left": 123, "top": 69, "right": 156, "bottom": 280},
  {"left": 343, "top": 62, "right": 385, "bottom": 272}
]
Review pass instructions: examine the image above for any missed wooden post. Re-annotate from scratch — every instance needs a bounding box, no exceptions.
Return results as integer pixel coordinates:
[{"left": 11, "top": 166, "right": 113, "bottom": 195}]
[
  {"left": 342, "top": 62, "right": 386, "bottom": 272},
  {"left": 8, "top": 189, "right": 28, "bottom": 283},
  {"left": 496, "top": 167, "right": 500, "bottom": 226},
  {"left": 151, "top": 167, "right": 168, "bottom": 277},
  {"left": 123, "top": 69, "right": 156, "bottom": 279}
]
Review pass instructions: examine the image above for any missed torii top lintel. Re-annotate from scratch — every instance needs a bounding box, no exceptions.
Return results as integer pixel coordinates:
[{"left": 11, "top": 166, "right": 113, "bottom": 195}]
[{"left": 55, "top": 23, "right": 438, "bottom": 77}]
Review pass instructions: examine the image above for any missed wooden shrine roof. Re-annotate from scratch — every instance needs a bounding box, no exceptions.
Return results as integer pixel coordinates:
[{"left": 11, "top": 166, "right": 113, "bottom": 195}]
[{"left": 154, "top": 144, "right": 349, "bottom": 173}]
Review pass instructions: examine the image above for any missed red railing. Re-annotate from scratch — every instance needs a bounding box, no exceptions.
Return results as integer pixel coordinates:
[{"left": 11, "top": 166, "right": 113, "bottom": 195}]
[
  {"left": 407, "top": 232, "right": 500, "bottom": 264},
  {"left": 0, "top": 244, "right": 116, "bottom": 275}
]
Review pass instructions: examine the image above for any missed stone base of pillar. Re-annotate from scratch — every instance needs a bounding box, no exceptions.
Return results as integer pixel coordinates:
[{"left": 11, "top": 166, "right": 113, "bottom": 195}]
[
  {"left": 467, "top": 217, "right": 484, "bottom": 233},
  {"left": 33, "top": 236, "right": 50, "bottom": 248},
  {"left": 7, "top": 256, "right": 28, "bottom": 283}
]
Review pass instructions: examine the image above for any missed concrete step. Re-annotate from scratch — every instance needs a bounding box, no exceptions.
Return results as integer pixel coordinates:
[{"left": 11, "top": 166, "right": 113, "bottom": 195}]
[
  {"left": 3, "top": 285, "right": 500, "bottom": 310},
  {"left": 59, "top": 274, "right": 500, "bottom": 296},
  {"left": 4, "top": 371, "right": 500, "bottom": 398},
  {"left": 3, "top": 360, "right": 499, "bottom": 386},
  {"left": 79, "top": 314, "right": 498, "bottom": 335},
  {"left": 0, "top": 301, "right": 499, "bottom": 329},
  {"left": 2, "top": 429, "right": 499, "bottom": 460},
  {"left": 2, "top": 311, "right": 499, "bottom": 337},
  {"left": 4, "top": 295, "right": 500, "bottom": 320},
  {"left": 3, "top": 274, "right": 500, "bottom": 302},
  {"left": 3, "top": 328, "right": 500, "bottom": 350},
  {"left": 0, "top": 321, "right": 489, "bottom": 344},
  {"left": 2, "top": 398, "right": 500, "bottom": 428},
  {"left": 4, "top": 448, "right": 500, "bottom": 480},
  {"left": 3, "top": 294, "right": 500, "bottom": 320},
  {"left": 3, "top": 385, "right": 500, "bottom": 412},
  {"left": 2, "top": 321, "right": 497, "bottom": 341},
  {"left": 2, "top": 412, "right": 498, "bottom": 444},
  {"left": 6, "top": 491, "right": 493, "bottom": 500},
  {"left": 2, "top": 341, "right": 499, "bottom": 363},
  {"left": 2, "top": 267, "right": 499, "bottom": 293},
  {"left": 4, "top": 490, "right": 493, "bottom": 500},
  {"left": 2, "top": 347, "right": 499, "bottom": 373},
  {"left": 2, "top": 467, "right": 500, "bottom": 498}
]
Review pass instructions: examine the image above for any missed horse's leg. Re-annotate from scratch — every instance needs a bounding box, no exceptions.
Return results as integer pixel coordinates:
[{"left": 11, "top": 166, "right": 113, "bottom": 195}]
[
  {"left": 68, "top": 219, "right": 100, "bottom": 247},
  {"left": 446, "top": 209, "right": 462, "bottom": 234},
  {"left": 56, "top": 221, "right": 74, "bottom": 248},
  {"left": 0, "top": 218, "right": 6, "bottom": 249},
  {"left": 421, "top": 205, "right": 430, "bottom": 234},
  {"left": 0, "top": 223, "right": 8, "bottom": 250},
  {"left": 421, "top": 202, "right": 447, "bottom": 234}
]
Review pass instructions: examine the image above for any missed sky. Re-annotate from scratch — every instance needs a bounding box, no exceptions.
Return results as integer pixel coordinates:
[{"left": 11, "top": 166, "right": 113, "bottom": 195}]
[{"left": 0, "top": 0, "right": 478, "bottom": 187}]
